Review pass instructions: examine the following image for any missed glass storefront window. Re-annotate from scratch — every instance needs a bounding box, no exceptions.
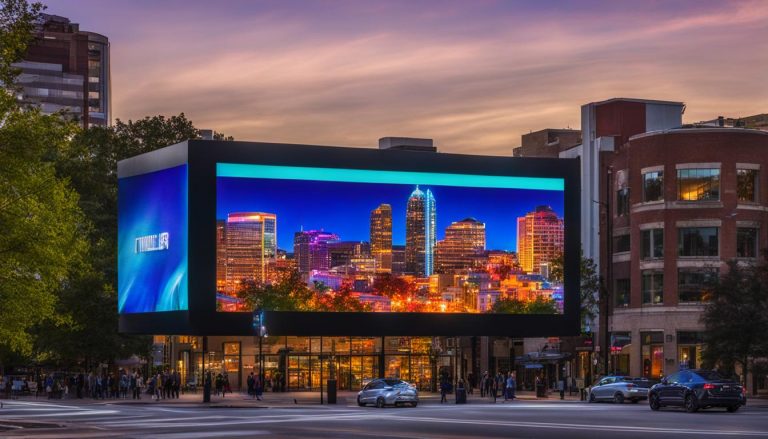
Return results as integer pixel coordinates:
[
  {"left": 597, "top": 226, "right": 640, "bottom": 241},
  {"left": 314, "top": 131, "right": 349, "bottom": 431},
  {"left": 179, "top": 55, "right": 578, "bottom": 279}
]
[
  {"left": 677, "top": 332, "right": 704, "bottom": 370},
  {"left": 641, "top": 332, "right": 664, "bottom": 379},
  {"left": 610, "top": 332, "right": 631, "bottom": 376}
]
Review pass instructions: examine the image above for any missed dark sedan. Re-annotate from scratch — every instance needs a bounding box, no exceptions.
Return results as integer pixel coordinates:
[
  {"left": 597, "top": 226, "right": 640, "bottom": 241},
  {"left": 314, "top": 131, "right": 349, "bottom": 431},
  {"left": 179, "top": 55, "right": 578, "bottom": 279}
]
[{"left": 648, "top": 369, "right": 746, "bottom": 413}]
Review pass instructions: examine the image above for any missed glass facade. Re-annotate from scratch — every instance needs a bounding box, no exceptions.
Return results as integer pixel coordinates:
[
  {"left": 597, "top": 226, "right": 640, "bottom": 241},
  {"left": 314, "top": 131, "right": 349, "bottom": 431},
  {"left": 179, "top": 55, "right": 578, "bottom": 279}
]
[
  {"left": 677, "top": 168, "right": 720, "bottom": 201},
  {"left": 678, "top": 227, "right": 718, "bottom": 257},
  {"left": 179, "top": 336, "right": 456, "bottom": 392}
]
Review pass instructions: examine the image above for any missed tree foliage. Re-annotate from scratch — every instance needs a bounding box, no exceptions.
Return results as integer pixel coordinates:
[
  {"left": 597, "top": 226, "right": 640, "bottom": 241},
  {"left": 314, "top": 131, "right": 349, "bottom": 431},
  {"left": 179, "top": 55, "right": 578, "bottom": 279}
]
[
  {"left": 550, "top": 250, "right": 599, "bottom": 330},
  {"left": 702, "top": 259, "right": 768, "bottom": 386},
  {"left": 490, "top": 297, "right": 558, "bottom": 314},
  {"left": 0, "top": 0, "right": 44, "bottom": 87},
  {"left": 0, "top": 92, "right": 87, "bottom": 355}
]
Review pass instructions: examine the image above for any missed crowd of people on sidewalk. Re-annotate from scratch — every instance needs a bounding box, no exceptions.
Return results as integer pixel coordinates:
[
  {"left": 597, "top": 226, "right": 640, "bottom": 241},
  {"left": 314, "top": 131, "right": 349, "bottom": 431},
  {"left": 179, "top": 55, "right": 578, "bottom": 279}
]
[
  {"left": 1, "top": 368, "right": 186, "bottom": 401},
  {"left": 437, "top": 371, "right": 516, "bottom": 404}
]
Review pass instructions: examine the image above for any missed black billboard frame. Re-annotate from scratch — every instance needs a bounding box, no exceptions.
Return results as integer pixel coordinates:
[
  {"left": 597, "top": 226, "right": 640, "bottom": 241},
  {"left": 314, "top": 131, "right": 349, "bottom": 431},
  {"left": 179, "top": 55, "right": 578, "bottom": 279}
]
[{"left": 118, "top": 140, "right": 581, "bottom": 337}]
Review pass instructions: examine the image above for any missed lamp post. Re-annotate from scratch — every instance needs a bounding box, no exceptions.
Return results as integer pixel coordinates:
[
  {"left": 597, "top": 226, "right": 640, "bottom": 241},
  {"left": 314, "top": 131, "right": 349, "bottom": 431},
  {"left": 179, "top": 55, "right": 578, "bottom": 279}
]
[{"left": 593, "top": 166, "right": 613, "bottom": 378}]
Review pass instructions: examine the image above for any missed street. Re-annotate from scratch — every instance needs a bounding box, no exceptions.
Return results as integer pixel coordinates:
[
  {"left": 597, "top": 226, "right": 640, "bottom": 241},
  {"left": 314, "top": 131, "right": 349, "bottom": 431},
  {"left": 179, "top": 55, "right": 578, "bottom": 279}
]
[{"left": 1, "top": 395, "right": 767, "bottom": 438}]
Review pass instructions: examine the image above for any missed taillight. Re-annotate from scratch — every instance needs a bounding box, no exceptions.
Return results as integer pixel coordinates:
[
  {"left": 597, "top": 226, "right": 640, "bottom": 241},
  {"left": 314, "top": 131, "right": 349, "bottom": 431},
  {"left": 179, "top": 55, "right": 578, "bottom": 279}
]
[
  {"left": 626, "top": 383, "right": 635, "bottom": 389},
  {"left": 703, "top": 383, "right": 715, "bottom": 390}
]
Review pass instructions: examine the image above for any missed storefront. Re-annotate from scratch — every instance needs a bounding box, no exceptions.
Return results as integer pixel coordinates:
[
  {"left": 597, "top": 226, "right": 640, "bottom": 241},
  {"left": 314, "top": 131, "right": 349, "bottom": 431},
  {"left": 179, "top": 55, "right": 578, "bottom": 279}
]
[
  {"left": 174, "top": 336, "right": 457, "bottom": 392},
  {"left": 640, "top": 331, "right": 664, "bottom": 379}
]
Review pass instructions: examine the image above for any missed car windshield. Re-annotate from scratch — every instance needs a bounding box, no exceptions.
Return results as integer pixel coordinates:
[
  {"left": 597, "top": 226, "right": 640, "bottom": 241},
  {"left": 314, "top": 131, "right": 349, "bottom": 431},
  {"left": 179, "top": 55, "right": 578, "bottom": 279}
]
[
  {"left": 694, "top": 370, "right": 726, "bottom": 381},
  {"left": 384, "top": 379, "right": 406, "bottom": 387}
]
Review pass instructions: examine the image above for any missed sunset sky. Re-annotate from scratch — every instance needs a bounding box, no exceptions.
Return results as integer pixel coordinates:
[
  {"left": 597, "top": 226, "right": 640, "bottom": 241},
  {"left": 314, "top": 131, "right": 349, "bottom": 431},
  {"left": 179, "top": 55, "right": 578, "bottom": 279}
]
[{"left": 45, "top": 0, "right": 768, "bottom": 155}]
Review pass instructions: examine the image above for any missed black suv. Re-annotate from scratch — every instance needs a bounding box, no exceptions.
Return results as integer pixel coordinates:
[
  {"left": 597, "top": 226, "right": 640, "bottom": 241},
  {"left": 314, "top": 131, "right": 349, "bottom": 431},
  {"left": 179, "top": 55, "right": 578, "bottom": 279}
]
[{"left": 648, "top": 369, "right": 746, "bottom": 413}]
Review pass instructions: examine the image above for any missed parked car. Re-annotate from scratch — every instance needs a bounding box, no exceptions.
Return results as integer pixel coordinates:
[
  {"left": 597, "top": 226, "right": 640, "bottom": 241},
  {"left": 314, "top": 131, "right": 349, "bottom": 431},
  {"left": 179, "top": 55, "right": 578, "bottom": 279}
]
[
  {"left": 589, "top": 376, "right": 652, "bottom": 403},
  {"left": 357, "top": 378, "right": 418, "bottom": 408},
  {"left": 648, "top": 369, "right": 746, "bottom": 413}
]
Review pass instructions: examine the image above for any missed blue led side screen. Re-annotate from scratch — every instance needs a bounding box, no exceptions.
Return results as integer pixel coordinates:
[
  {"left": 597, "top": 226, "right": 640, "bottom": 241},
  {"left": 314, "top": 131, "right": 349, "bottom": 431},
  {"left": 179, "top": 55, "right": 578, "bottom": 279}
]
[{"left": 118, "top": 165, "right": 188, "bottom": 313}]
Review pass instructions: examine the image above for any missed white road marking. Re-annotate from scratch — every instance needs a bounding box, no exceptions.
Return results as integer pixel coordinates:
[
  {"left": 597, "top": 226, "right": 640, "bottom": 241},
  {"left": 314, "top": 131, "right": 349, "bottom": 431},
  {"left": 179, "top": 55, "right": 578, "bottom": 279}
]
[{"left": 385, "top": 415, "right": 768, "bottom": 436}]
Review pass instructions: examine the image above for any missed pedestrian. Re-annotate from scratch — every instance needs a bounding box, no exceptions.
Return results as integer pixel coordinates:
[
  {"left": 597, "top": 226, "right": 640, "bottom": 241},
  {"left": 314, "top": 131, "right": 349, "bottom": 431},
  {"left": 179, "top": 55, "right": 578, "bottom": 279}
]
[
  {"left": 247, "top": 373, "right": 255, "bottom": 399},
  {"left": 154, "top": 373, "right": 162, "bottom": 401},
  {"left": 440, "top": 378, "right": 449, "bottom": 403},
  {"left": 558, "top": 377, "right": 565, "bottom": 400},
  {"left": 222, "top": 374, "right": 231, "bottom": 398},
  {"left": 467, "top": 372, "right": 475, "bottom": 395},
  {"left": 215, "top": 373, "right": 223, "bottom": 396},
  {"left": 505, "top": 372, "right": 516, "bottom": 401},
  {"left": 45, "top": 374, "right": 54, "bottom": 399},
  {"left": 254, "top": 374, "right": 263, "bottom": 401},
  {"left": 172, "top": 370, "right": 181, "bottom": 399}
]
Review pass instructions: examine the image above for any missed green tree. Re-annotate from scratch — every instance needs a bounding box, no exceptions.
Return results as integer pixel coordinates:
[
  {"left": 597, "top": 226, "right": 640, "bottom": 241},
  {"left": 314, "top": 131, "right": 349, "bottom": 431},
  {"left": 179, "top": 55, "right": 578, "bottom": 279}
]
[
  {"left": 490, "top": 298, "right": 526, "bottom": 314},
  {"left": 490, "top": 296, "right": 558, "bottom": 314},
  {"left": 0, "top": 92, "right": 87, "bottom": 356},
  {"left": 237, "top": 270, "right": 318, "bottom": 312},
  {"left": 550, "top": 251, "right": 599, "bottom": 331},
  {"left": 316, "top": 283, "right": 371, "bottom": 312},
  {"left": 0, "top": 0, "right": 44, "bottom": 87},
  {"left": 702, "top": 259, "right": 768, "bottom": 391}
]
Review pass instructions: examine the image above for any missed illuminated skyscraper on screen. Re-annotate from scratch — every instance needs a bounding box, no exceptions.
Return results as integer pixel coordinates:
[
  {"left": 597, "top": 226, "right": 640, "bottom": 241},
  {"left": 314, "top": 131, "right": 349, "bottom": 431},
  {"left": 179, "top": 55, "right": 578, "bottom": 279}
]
[
  {"left": 516, "top": 205, "right": 564, "bottom": 273},
  {"left": 294, "top": 230, "right": 340, "bottom": 274},
  {"left": 405, "top": 186, "right": 436, "bottom": 276},
  {"left": 224, "top": 212, "right": 277, "bottom": 293},
  {"left": 435, "top": 217, "right": 486, "bottom": 272},
  {"left": 370, "top": 203, "right": 393, "bottom": 272}
]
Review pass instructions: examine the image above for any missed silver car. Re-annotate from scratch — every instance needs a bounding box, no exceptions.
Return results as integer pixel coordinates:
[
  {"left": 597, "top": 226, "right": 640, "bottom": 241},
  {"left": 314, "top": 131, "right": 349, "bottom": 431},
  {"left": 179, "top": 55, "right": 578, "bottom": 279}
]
[
  {"left": 357, "top": 378, "right": 419, "bottom": 408},
  {"left": 589, "top": 376, "right": 651, "bottom": 404}
]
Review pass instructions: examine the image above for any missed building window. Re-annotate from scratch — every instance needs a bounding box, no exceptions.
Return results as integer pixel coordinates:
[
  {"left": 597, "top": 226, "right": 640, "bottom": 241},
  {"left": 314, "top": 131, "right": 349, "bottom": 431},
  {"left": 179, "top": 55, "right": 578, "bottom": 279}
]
[
  {"left": 678, "top": 227, "right": 718, "bottom": 257},
  {"left": 677, "top": 168, "right": 720, "bottom": 201},
  {"left": 616, "top": 188, "right": 630, "bottom": 216},
  {"left": 677, "top": 268, "right": 718, "bottom": 303},
  {"left": 643, "top": 171, "right": 664, "bottom": 202},
  {"left": 737, "top": 169, "right": 758, "bottom": 202},
  {"left": 641, "top": 270, "right": 663, "bottom": 305},
  {"left": 641, "top": 228, "right": 664, "bottom": 259},
  {"left": 677, "top": 332, "right": 704, "bottom": 370},
  {"left": 615, "top": 278, "right": 630, "bottom": 307},
  {"left": 613, "top": 234, "right": 630, "bottom": 253},
  {"left": 736, "top": 227, "right": 759, "bottom": 258}
]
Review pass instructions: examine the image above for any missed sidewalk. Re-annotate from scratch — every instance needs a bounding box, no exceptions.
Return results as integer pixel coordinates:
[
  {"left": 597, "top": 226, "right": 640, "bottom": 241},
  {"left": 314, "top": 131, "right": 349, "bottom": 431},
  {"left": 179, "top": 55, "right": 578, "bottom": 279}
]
[{"left": 2, "top": 389, "right": 583, "bottom": 409}]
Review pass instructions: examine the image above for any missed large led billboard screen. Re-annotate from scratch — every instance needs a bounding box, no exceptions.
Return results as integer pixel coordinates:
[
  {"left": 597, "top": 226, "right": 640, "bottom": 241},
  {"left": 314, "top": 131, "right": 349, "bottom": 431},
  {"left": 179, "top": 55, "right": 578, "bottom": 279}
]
[
  {"left": 118, "top": 140, "right": 580, "bottom": 336},
  {"left": 215, "top": 164, "right": 565, "bottom": 316},
  {"left": 118, "top": 164, "right": 188, "bottom": 313}
]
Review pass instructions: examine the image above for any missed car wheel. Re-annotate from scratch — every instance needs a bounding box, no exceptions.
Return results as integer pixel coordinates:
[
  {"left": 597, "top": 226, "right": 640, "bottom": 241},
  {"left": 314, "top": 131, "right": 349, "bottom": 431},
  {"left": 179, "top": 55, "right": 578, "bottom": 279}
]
[
  {"left": 357, "top": 396, "right": 365, "bottom": 407},
  {"left": 376, "top": 397, "right": 385, "bottom": 408},
  {"left": 613, "top": 393, "right": 624, "bottom": 404},
  {"left": 589, "top": 392, "right": 596, "bottom": 403},
  {"left": 684, "top": 394, "right": 699, "bottom": 413},
  {"left": 411, "top": 402, "right": 418, "bottom": 407},
  {"left": 727, "top": 405, "right": 740, "bottom": 413},
  {"left": 649, "top": 393, "right": 660, "bottom": 411}
]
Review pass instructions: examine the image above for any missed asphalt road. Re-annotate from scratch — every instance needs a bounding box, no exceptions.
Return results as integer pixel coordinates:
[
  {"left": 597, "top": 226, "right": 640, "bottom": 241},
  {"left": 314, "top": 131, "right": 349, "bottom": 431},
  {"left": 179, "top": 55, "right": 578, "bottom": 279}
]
[{"left": 1, "top": 398, "right": 767, "bottom": 438}]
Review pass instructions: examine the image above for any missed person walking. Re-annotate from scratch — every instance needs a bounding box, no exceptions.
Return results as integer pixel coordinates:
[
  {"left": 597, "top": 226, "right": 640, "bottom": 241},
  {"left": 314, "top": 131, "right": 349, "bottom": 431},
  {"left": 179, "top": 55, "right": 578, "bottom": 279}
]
[
  {"left": 505, "top": 372, "right": 516, "bottom": 401},
  {"left": 254, "top": 374, "right": 263, "bottom": 401},
  {"left": 558, "top": 377, "right": 565, "bottom": 400},
  {"left": 439, "top": 378, "right": 450, "bottom": 403},
  {"left": 172, "top": 370, "right": 181, "bottom": 399},
  {"left": 154, "top": 373, "right": 163, "bottom": 401},
  {"left": 247, "top": 373, "right": 255, "bottom": 399},
  {"left": 222, "top": 374, "right": 231, "bottom": 398}
]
